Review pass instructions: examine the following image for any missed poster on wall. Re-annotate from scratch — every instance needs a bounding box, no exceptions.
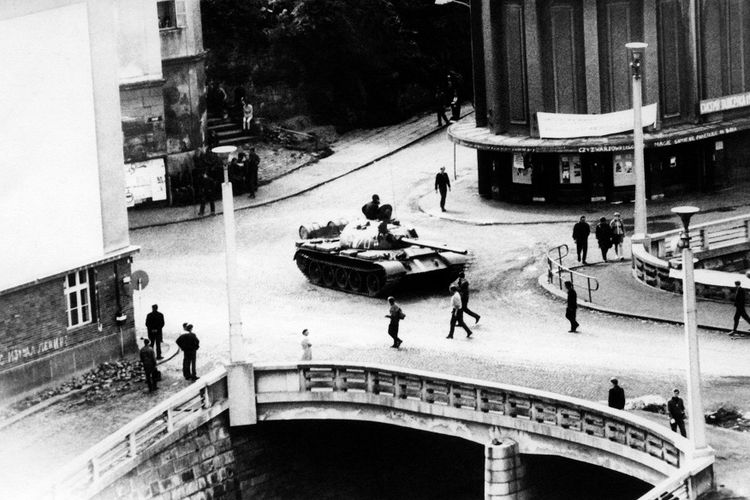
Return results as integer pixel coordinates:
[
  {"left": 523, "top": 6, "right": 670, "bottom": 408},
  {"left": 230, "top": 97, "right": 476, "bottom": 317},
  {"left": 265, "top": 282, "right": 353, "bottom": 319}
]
[
  {"left": 613, "top": 152, "right": 635, "bottom": 187},
  {"left": 124, "top": 158, "right": 167, "bottom": 207},
  {"left": 512, "top": 153, "right": 532, "bottom": 184},
  {"left": 559, "top": 155, "right": 582, "bottom": 184}
]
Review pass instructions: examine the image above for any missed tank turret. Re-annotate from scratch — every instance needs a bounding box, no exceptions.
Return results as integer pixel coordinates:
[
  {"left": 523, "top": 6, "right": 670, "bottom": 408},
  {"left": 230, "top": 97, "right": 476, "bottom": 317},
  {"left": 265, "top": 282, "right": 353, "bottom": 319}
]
[{"left": 294, "top": 212, "right": 469, "bottom": 297}]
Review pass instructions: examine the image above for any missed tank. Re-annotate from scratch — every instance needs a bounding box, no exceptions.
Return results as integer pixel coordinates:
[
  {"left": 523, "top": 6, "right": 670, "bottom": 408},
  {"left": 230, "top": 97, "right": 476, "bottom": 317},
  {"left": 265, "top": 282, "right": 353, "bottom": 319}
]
[{"left": 294, "top": 212, "right": 469, "bottom": 297}]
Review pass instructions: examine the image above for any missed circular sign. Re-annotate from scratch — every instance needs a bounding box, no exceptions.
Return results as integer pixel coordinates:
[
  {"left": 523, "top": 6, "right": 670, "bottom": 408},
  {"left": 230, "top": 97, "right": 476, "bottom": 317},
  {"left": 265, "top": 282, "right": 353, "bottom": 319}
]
[{"left": 131, "top": 270, "right": 149, "bottom": 290}]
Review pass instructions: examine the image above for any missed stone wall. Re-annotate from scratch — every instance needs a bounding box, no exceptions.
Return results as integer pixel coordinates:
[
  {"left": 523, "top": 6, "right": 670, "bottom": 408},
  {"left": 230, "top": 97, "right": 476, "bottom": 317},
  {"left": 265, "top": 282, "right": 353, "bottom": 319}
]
[{"left": 0, "top": 257, "right": 136, "bottom": 398}]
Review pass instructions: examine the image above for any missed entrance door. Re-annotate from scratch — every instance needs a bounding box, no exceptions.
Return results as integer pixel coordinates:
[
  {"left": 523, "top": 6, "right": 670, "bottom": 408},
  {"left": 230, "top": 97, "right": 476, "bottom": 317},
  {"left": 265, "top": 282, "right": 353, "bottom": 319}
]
[{"left": 586, "top": 154, "right": 609, "bottom": 202}]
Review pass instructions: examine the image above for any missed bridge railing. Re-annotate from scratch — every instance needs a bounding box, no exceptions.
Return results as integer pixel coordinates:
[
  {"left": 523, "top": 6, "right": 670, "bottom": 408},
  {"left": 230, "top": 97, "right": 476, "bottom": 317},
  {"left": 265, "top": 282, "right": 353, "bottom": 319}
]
[
  {"left": 636, "top": 455, "right": 715, "bottom": 500},
  {"left": 255, "top": 362, "right": 694, "bottom": 475},
  {"left": 47, "top": 367, "right": 229, "bottom": 500},
  {"left": 648, "top": 213, "right": 750, "bottom": 260},
  {"left": 546, "top": 243, "right": 600, "bottom": 302}
]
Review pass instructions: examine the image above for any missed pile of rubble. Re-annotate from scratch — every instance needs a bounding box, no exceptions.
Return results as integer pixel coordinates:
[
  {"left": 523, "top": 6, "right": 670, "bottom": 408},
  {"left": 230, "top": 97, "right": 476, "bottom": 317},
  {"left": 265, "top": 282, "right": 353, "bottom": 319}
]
[
  {"left": 705, "top": 405, "right": 750, "bottom": 432},
  {"left": 1, "top": 359, "right": 146, "bottom": 419}
]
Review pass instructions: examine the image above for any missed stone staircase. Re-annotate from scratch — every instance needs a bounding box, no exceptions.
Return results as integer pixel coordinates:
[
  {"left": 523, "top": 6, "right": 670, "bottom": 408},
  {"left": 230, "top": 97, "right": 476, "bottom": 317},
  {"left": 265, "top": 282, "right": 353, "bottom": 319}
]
[{"left": 207, "top": 114, "right": 252, "bottom": 147}]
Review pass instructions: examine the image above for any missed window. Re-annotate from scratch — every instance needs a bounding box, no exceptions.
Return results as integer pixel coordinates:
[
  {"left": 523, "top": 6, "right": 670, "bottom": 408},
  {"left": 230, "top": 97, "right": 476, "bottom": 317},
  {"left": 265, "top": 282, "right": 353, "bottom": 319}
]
[
  {"left": 65, "top": 270, "right": 92, "bottom": 328},
  {"left": 158, "top": 1, "right": 186, "bottom": 29}
]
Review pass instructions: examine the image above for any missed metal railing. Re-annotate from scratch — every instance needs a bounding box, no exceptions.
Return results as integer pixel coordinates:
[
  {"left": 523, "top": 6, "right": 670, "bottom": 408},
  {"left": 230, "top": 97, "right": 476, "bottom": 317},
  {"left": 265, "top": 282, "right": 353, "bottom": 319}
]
[
  {"left": 546, "top": 243, "right": 600, "bottom": 302},
  {"left": 649, "top": 213, "right": 750, "bottom": 260},
  {"left": 47, "top": 367, "right": 228, "bottom": 500},
  {"left": 255, "top": 363, "right": 695, "bottom": 477}
]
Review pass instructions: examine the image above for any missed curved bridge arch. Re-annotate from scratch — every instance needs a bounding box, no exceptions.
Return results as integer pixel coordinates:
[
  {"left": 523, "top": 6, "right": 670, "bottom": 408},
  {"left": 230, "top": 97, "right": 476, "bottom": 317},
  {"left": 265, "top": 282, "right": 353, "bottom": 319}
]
[{"left": 253, "top": 362, "right": 707, "bottom": 488}]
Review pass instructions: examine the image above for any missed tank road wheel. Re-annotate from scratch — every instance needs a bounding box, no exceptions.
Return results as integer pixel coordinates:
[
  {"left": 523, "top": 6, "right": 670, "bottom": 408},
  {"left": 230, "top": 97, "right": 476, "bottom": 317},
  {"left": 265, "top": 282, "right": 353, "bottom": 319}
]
[
  {"left": 308, "top": 262, "right": 323, "bottom": 283},
  {"left": 348, "top": 271, "right": 364, "bottom": 292},
  {"left": 295, "top": 255, "right": 308, "bottom": 274},
  {"left": 334, "top": 267, "right": 349, "bottom": 288},
  {"left": 322, "top": 265, "right": 336, "bottom": 287},
  {"left": 365, "top": 272, "right": 384, "bottom": 296}
]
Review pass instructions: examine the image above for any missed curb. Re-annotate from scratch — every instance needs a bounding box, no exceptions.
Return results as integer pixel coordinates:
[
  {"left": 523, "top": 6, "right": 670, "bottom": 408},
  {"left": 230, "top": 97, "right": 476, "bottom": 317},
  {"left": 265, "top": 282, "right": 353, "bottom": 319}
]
[
  {"left": 130, "top": 112, "right": 474, "bottom": 231},
  {"left": 536, "top": 272, "right": 732, "bottom": 333}
]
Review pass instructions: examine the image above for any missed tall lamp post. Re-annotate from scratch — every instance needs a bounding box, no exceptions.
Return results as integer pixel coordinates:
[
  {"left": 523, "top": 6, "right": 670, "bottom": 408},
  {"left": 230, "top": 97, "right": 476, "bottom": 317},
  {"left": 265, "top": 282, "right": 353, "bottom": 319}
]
[
  {"left": 211, "top": 145, "right": 255, "bottom": 425},
  {"left": 672, "top": 206, "right": 708, "bottom": 451},
  {"left": 627, "top": 42, "right": 648, "bottom": 238}
]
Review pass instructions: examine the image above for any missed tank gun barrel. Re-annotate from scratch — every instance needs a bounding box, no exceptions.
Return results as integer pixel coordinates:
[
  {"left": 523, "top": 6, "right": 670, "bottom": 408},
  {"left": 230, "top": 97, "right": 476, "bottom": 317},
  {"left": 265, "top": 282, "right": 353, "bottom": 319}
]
[{"left": 400, "top": 237, "right": 468, "bottom": 254}]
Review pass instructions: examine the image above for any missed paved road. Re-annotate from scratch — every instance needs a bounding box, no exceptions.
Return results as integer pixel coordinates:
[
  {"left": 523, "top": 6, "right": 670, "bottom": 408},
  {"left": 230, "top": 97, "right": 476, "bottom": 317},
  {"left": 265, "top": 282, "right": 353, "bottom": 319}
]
[{"left": 2, "top": 130, "right": 750, "bottom": 497}]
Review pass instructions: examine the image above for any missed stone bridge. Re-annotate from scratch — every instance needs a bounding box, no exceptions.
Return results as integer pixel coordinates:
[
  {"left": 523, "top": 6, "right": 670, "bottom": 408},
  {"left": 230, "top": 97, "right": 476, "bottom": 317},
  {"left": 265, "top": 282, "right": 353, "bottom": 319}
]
[{"left": 49, "top": 362, "right": 715, "bottom": 500}]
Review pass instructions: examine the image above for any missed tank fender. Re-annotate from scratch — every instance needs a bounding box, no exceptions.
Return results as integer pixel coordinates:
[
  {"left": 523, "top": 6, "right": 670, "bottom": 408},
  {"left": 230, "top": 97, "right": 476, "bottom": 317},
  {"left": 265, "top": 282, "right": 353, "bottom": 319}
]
[
  {"left": 375, "top": 260, "right": 408, "bottom": 276},
  {"left": 437, "top": 252, "right": 468, "bottom": 266}
]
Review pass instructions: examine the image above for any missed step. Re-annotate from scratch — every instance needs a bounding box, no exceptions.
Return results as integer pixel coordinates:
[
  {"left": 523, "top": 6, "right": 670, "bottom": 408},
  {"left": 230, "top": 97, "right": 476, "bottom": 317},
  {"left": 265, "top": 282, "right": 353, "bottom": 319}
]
[
  {"left": 216, "top": 135, "right": 259, "bottom": 147},
  {"left": 215, "top": 129, "right": 246, "bottom": 139},
  {"left": 208, "top": 122, "right": 241, "bottom": 132}
]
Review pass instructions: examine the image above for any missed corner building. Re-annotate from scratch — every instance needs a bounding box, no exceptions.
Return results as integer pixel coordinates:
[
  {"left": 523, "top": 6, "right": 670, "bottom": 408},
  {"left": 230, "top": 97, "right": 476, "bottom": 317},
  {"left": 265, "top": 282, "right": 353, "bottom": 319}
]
[
  {"left": 450, "top": 0, "right": 750, "bottom": 203},
  {"left": 0, "top": 0, "right": 139, "bottom": 398}
]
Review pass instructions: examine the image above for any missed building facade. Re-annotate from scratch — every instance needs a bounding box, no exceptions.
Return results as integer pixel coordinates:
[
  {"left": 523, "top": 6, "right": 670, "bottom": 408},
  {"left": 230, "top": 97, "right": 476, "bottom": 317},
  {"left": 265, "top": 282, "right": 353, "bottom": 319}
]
[
  {"left": 450, "top": 0, "right": 750, "bottom": 203},
  {"left": 118, "top": 0, "right": 206, "bottom": 207},
  {"left": 0, "top": 0, "right": 139, "bottom": 398}
]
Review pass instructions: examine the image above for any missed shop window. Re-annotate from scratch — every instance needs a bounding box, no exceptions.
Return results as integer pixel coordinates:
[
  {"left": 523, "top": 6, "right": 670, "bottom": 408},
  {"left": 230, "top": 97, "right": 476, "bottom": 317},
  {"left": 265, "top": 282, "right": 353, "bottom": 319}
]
[
  {"left": 512, "top": 153, "right": 533, "bottom": 184},
  {"left": 559, "top": 155, "right": 582, "bottom": 184},
  {"left": 613, "top": 152, "right": 635, "bottom": 187},
  {"left": 65, "top": 270, "right": 92, "bottom": 328},
  {"left": 158, "top": 1, "right": 186, "bottom": 29}
]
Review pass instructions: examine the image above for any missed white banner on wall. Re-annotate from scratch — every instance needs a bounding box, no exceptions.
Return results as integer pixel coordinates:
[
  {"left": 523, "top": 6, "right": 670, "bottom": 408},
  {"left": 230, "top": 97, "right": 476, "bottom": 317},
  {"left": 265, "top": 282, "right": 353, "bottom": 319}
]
[
  {"left": 124, "top": 158, "right": 167, "bottom": 207},
  {"left": 537, "top": 103, "right": 657, "bottom": 139}
]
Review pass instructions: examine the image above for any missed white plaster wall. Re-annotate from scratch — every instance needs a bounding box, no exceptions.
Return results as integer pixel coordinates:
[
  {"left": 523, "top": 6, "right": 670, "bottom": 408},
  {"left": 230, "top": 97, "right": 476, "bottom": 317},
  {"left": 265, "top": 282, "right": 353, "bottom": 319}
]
[
  {"left": 0, "top": 2, "right": 104, "bottom": 290},
  {"left": 117, "top": 0, "right": 162, "bottom": 84}
]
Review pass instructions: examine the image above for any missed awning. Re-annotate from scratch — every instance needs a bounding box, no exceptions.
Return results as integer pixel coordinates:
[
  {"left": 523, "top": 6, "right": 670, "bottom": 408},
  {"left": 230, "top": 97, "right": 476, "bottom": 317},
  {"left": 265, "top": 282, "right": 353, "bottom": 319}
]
[{"left": 448, "top": 115, "right": 750, "bottom": 154}]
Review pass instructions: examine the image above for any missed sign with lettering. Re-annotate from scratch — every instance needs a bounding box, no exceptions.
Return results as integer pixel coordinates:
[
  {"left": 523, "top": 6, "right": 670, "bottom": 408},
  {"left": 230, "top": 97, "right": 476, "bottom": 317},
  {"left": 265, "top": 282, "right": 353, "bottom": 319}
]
[
  {"left": 537, "top": 104, "right": 657, "bottom": 139},
  {"left": 124, "top": 158, "right": 167, "bottom": 207},
  {"left": 700, "top": 91, "right": 750, "bottom": 114},
  {"left": 0, "top": 336, "right": 68, "bottom": 366}
]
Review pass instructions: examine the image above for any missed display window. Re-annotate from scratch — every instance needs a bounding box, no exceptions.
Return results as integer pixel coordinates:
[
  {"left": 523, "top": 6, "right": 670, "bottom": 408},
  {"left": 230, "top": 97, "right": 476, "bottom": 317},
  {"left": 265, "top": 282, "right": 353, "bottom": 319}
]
[
  {"left": 613, "top": 152, "right": 635, "bottom": 187},
  {"left": 512, "top": 153, "right": 532, "bottom": 184},
  {"left": 559, "top": 155, "right": 582, "bottom": 184}
]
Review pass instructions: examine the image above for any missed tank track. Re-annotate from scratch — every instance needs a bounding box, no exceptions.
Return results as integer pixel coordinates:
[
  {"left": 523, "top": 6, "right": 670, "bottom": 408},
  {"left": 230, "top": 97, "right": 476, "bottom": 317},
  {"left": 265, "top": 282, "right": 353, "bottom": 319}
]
[{"left": 294, "top": 250, "right": 399, "bottom": 297}]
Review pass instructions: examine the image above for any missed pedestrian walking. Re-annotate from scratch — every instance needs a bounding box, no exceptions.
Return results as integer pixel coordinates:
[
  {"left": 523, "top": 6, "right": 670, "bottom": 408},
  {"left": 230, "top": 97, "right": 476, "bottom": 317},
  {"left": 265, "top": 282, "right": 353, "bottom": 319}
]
[
  {"left": 456, "top": 272, "right": 480, "bottom": 324},
  {"left": 610, "top": 212, "right": 625, "bottom": 260},
  {"left": 139, "top": 339, "right": 158, "bottom": 392},
  {"left": 595, "top": 216, "right": 613, "bottom": 262},
  {"left": 145, "top": 304, "right": 165, "bottom": 360},
  {"left": 197, "top": 172, "right": 217, "bottom": 216},
  {"left": 608, "top": 378, "right": 625, "bottom": 410},
  {"left": 435, "top": 166, "right": 451, "bottom": 212},
  {"left": 572, "top": 216, "right": 590, "bottom": 264},
  {"left": 362, "top": 194, "right": 381, "bottom": 220},
  {"left": 434, "top": 85, "right": 450, "bottom": 127},
  {"left": 564, "top": 281, "right": 579, "bottom": 333},
  {"left": 246, "top": 147, "right": 260, "bottom": 198},
  {"left": 667, "top": 388, "right": 687, "bottom": 437},
  {"left": 385, "top": 296, "right": 405, "bottom": 348},
  {"left": 731, "top": 278, "right": 750, "bottom": 335},
  {"left": 300, "top": 328, "right": 312, "bottom": 361},
  {"left": 176, "top": 323, "right": 200, "bottom": 381},
  {"left": 447, "top": 285, "right": 473, "bottom": 339}
]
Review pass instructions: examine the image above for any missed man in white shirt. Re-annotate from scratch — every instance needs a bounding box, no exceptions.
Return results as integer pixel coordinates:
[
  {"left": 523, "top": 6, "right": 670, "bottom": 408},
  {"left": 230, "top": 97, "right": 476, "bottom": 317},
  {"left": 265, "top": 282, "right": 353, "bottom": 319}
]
[{"left": 447, "top": 285, "right": 472, "bottom": 339}]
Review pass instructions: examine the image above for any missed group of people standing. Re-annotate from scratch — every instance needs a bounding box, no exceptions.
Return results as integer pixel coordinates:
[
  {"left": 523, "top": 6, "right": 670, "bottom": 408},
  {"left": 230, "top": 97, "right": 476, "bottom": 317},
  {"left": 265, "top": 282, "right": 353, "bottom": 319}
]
[
  {"left": 608, "top": 379, "right": 688, "bottom": 438},
  {"left": 572, "top": 212, "right": 626, "bottom": 265},
  {"left": 193, "top": 147, "right": 261, "bottom": 216},
  {"left": 139, "top": 304, "right": 201, "bottom": 392}
]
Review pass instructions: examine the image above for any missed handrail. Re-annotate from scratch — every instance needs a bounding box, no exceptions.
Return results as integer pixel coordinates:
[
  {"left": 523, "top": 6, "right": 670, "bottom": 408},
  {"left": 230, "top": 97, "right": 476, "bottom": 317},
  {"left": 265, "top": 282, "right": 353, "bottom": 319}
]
[
  {"left": 647, "top": 213, "right": 750, "bottom": 259},
  {"left": 254, "top": 362, "right": 695, "bottom": 476},
  {"left": 545, "top": 243, "right": 600, "bottom": 302},
  {"left": 636, "top": 455, "right": 715, "bottom": 500},
  {"left": 47, "top": 366, "right": 228, "bottom": 500}
]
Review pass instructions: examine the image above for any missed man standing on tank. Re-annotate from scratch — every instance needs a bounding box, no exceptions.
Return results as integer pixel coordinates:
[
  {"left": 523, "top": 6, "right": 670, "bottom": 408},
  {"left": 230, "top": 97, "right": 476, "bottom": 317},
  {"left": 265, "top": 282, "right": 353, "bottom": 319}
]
[{"left": 362, "top": 194, "right": 380, "bottom": 220}]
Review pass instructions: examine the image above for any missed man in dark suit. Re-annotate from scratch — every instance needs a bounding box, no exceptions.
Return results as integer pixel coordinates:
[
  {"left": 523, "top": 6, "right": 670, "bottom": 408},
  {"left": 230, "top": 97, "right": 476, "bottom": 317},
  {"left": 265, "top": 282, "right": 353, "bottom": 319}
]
[
  {"left": 362, "top": 194, "right": 380, "bottom": 220},
  {"left": 139, "top": 339, "right": 158, "bottom": 392},
  {"left": 572, "top": 216, "right": 591, "bottom": 264},
  {"left": 435, "top": 166, "right": 451, "bottom": 212},
  {"left": 565, "top": 281, "right": 579, "bottom": 333},
  {"left": 457, "top": 272, "right": 480, "bottom": 324},
  {"left": 177, "top": 323, "right": 200, "bottom": 381},
  {"left": 731, "top": 279, "right": 750, "bottom": 335},
  {"left": 145, "top": 304, "right": 165, "bottom": 359},
  {"left": 608, "top": 378, "right": 625, "bottom": 410},
  {"left": 668, "top": 388, "right": 687, "bottom": 437}
]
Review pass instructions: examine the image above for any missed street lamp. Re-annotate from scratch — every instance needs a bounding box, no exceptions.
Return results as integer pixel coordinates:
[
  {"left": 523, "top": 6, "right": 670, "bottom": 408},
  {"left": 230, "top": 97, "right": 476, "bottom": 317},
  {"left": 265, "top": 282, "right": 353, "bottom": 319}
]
[
  {"left": 211, "top": 145, "right": 255, "bottom": 425},
  {"left": 435, "top": 0, "right": 469, "bottom": 6},
  {"left": 671, "top": 206, "right": 708, "bottom": 451},
  {"left": 627, "top": 42, "right": 648, "bottom": 238}
]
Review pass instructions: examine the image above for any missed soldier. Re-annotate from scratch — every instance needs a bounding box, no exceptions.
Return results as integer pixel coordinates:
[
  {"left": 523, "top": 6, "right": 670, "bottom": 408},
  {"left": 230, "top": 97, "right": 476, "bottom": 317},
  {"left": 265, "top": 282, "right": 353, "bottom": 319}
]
[
  {"left": 362, "top": 194, "right": 380, "bottom": 220},
  {"left": 139, "top": 339, "right": 158, "bottom": 392},
  {"left": 145, "top": 304, "right": 165, "bottom": 360}
]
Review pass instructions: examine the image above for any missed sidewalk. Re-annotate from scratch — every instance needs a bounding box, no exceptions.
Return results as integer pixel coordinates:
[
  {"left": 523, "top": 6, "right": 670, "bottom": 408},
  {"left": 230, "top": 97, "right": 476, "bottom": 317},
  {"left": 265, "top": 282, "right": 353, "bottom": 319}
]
[{"left": 129, "top": 110, "right": 463, "bottom": 230}]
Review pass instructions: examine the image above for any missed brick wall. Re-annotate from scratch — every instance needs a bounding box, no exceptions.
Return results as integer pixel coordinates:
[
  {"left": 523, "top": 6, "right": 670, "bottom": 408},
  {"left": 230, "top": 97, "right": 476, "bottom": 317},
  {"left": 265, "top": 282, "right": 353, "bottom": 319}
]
[{"left": 0, "top": 257, "right": 137, "bottom": 398}]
